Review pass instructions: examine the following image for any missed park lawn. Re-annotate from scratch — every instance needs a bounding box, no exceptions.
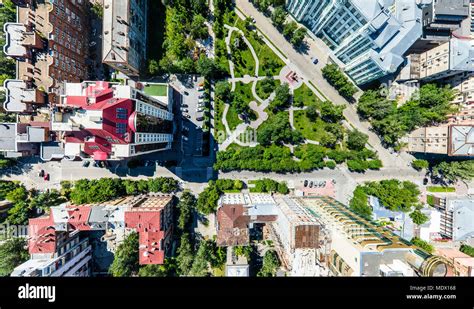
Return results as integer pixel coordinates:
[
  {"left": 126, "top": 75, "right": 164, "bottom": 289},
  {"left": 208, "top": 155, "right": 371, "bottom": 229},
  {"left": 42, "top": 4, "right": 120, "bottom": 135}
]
[
  {"left": 427, "top": 186, "right": 456, "bottom": 193},
  {"left": 293, "top": 83, "right": 321, "bottom": 108},
  {"left": 216, "top": 34, "right": 230, "bottom": 75},
  {"left": 235, "top": 18, "right": 285, "bottom": 76},
  {"left": 234, "top": 82, "right": 254, "bottom": 103},
  {"left": 255, "top": 78, "right": 278, "bottom": 100},
  {"left": 294, "top": 110, "right": 327, "bottom": 142},
  {"left": 214, "top": 98, "right": 226, "bottom": 138},
  {"left": 226, "top": 104, "right": 243, "bottom": 131},
  {"left": 231, "top": 31, "right": 256, "bottom": 77},
  {"left": 143, "top": 84, "right": 168, "bottom": 96}
]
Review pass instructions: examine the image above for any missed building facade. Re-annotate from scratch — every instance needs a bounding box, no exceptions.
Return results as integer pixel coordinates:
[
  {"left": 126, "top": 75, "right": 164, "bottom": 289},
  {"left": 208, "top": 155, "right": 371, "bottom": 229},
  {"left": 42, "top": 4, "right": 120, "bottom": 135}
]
[
  {"left": 429, "top": 196, "right": 474, "bottom": 241},
  {"left": 287, "top": 0, "right": 424, "bottom": 85},
  {"left": 50, "top": 81, "right": 174, "bottom": 161},
  {"left": 102, "top": 0, "right": 148, "bottom": 76}
]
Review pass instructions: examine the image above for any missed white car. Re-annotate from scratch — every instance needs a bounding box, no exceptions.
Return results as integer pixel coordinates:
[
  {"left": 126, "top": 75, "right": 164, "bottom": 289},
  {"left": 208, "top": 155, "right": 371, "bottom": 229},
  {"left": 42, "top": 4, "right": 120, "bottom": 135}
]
[
  {"left": 197, "top": 107, "right": 204, "bottom": 112},
  {"left": 198, "top": 86, "right": 204, "bottom": 91}
]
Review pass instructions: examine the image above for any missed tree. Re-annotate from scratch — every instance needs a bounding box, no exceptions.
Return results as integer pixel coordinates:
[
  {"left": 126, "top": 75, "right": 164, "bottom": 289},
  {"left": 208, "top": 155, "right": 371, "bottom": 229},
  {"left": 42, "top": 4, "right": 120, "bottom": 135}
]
[
  {"left": 259, "top": 77, "right": 276, "bottom": 95},
  {"left": 271, "top": 6, "right": 287, "bottom": 29},
  {"left": 138, "top": 259, "right": 176, "bottom": 277},
  {"left": 196, "top": 56, "right": 221, "bottom": 79},
  {"left": 176, "top": 233, "right": 194, "bottom": 276},
  {"left": 234, "top": 246, "right": 253, "bottom": 260},
  {"left": 109, "top": 232, "right": 139, "bottom": 277},
  {"left": 6, "top": 186, "right": 28, "bottom": 204},
  {"left": 357, "top": 90, "right": 395, "bottom": 120},
  {"left": 257, "top": 250, "right": 280, "bottom": 277},
  {"left": 291, "top": 27, "right": 306, "bottom": 47},
  {"left": 282, "top": 21, "right": 298, "bottom": 38},
  {"left": 269, "top": 83, "right": 291, "bottom": 112},
  {"left": 460, "top": 244, "right": 474, "bottom": 257},
  {"left": 433, "top": 160, "right": 474, "bottom": 183},
  {"left": 347, "top": 130, "right": 368, "bottom": 151},
  {"left": 411, "top": 159, "right": 429, "bottom": 171},
  {"left": 177, "top": 192, "right": 196, "bottom": 232},
  {"left": 319, "top": 101, "right": 344, "bottom": 123},
  {"left": 190, "top": 14, "right": 209, "bottom": 40},
  {"left": 257, "top": 112, "right": 303, "bottom": 145},
  {"left": 189, "top": 241, "right": 210, "bottom": 276},
  {"left": 215, "top": 81, "right": 231, "bottom": 102},
  {"left": 322, "top": 64, "right": 356, "bottom": 99},
  {"left": 148, "top": 59, "right": 160, "bottom": 75},
  {"left": 306, "top": 105, "right": 318, "bottom": 120},
  {"left": 410, "top": 209, "right": 429, "bottom": 225},
  {"left": 0, "top": 237, "right": 29, "bottom": 276},
  {"left": 411, "top": 237, "right": 434, "bottom": 254},
  {"left": 350, "top": 186, "right": 371, "bottom": 218}
]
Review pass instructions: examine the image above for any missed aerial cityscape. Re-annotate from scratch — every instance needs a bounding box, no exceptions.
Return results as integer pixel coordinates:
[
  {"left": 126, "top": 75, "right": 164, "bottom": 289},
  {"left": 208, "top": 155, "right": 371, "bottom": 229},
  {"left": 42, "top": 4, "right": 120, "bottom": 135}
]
[{"left": 0, "top": 0, "right": 473, "bottom": 288}]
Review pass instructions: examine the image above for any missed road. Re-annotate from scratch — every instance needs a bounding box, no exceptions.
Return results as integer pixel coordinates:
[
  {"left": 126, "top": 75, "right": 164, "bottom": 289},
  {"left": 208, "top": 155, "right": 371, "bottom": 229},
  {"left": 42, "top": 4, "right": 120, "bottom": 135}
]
[{"left": 234, "top": 0, "right": 415, "bottom": 169}]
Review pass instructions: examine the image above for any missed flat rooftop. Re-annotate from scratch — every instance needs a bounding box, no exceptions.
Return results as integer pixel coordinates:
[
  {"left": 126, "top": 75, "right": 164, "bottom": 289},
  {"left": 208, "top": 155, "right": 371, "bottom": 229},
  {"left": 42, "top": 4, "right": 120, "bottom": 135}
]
[{"left": 0, "top": 123, "right": 17, "bottom": 151}]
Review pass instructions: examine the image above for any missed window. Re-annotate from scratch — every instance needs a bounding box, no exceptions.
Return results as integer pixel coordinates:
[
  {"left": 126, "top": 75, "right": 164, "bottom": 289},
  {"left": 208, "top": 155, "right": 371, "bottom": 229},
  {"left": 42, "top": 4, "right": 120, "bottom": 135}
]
[
  {"left": 116, "top": 123, "right": 126, "bottom": 134},
  {"left": 116, "top": 108, "right": 128, "bottom": 119}
]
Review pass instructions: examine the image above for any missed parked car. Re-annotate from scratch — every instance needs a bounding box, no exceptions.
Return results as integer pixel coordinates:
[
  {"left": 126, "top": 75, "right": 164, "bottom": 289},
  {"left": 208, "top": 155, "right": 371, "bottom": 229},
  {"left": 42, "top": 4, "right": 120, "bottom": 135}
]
[
  {"left": 43, "top": 173, "right": 50, "bottom": 181},
  {"left": 309, "top": 181, "right": 314, "bottom": 188},
  {"left": 198, "top": 94, "right": 205, "bottom": 99},
  {"left": 39, "top": 169, "right": 45, "bottom": 177},
  {"left": 304, "top": 180, "right": 308, "bottom": 187},
  {"left": 197, "top": 107, "right": 204, "bottom": 112},
  {"left": 198, "top": 86, "right": 204, "bottom": 91},
  {"left": 182, "top": 126, "right": 189, "bottom": 131},
  {"left": 182, "top": 136, "right": 189, "bottom": 141},
  {"left": 196, "top": 116, "right": 204, "bottom": 121},
  {"left": 183, "top": 91, "right": 189, "bottom": 96},
  {"left": 181, "top": 104, "right": 188, "bottom": 107},
  {"left": 423, "top": 178, "right": 429, "bottom": 185},
  {"left": 311, "top": 57, "right": 318, "bottom": 64},
  {"left": 181, "top": 108, "right": 189, "bottom": 113},
  {"left": 144, "top": 160, "right": 154, "bottom": 167},
  {"left": 82, "top": 160, "right": 90, "bottom": 167},
  {"left": 183, "top": 114, "right": 191, "bottom": 119}
]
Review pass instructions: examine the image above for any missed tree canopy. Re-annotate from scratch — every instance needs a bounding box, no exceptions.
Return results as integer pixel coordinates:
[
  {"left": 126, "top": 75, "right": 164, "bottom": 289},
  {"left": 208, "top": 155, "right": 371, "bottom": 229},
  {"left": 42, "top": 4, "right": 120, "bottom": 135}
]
[
  {"left": 109, "top": 232, "right": 139, "bottom": 277},
  {"left": 0, "top": 237, "right": 29, "bottom": 276}
]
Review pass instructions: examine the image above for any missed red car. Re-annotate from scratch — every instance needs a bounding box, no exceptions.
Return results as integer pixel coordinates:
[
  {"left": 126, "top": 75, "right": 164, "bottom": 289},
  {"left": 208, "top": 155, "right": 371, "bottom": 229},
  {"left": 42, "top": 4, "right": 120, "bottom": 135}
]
[{"left": 43, "top": 173, "right": 50, "bottom": 181}]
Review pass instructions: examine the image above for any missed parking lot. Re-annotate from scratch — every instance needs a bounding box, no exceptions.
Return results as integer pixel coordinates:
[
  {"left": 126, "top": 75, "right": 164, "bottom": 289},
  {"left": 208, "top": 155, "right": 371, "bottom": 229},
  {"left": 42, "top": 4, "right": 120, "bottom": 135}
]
[{"left": 173, "top": 76, "right": 207, "bottom": 158}]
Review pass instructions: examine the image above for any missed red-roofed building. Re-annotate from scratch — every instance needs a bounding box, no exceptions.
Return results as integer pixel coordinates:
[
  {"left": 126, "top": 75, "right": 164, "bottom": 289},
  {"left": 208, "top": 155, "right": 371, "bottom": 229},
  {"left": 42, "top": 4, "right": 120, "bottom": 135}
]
[
  {"left": 50, "top": 81, "right": 174, "bottom": 160},
  {"left": 124, "top": 196, "right": 174, "bottom": 265}
]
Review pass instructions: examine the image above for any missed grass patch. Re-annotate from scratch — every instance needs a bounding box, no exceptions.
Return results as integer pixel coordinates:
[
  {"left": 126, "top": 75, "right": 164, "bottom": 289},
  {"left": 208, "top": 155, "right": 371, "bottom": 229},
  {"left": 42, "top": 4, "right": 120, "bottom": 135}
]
[
  {"left": 143, "top": 84, "right": 168, "bottom": 97},
  {"left": 214, "top": 98, "right": 226, "bottom": 137},
  {"left": 234, "top": 18, "right": 285, "bottom": 76},
  {"left": 255, "top": 78, "right": 278, "bottom": 100},
  {"left": 427, "top": 186, "right": 456, "bottom": 193},
  {"left": 293, "top": 83, "right": 320, "bottom": 108},
  {"left": 234, "top": 82, "right": 254, "bottom": 103},
  {"left": 230, "top": 31, "right": 256, "bottom": 77},
  {"left": 226, "top": 104, "right": 243, "bottom": 131},
  {"left": 293, "top": 110, "right": 327, "bottom": 142}
]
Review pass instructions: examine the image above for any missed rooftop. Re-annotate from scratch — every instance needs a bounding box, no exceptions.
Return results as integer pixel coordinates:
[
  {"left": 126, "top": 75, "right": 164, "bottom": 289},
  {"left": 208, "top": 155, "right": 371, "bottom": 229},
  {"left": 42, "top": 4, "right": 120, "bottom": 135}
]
[{"left": 450, "top": 125, "right": 474, "bottom": 156}]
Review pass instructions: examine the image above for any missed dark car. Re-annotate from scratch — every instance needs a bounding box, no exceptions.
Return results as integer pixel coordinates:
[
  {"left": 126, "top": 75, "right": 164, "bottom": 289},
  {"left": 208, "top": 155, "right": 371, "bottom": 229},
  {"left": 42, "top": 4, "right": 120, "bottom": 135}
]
[
  {"left": 82, "top": 160, "right": 90, "bottom": 167},
  {"left": 304, "top": 180, "right": 308, "bottom": 187},
  {"left": 196, "top": 116, "right": 204, "bottom": 121},
  {"left": 39, "top": 169, "right": 45, "bottom": 177},
  {"left": 423, "top": 178, "right": 429, "bottom": 185},
  {"left": 183, "top": 91, "right": 189, "bottom": 96},
  {"left": 311, "top": 57, "right": 318, "bottom": 64},
  {"left": 93, "top": 161, "right": 100, "bottom": 168},
  {"left": 309, "top": 181, "right": 314, "bottom": 188}
]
